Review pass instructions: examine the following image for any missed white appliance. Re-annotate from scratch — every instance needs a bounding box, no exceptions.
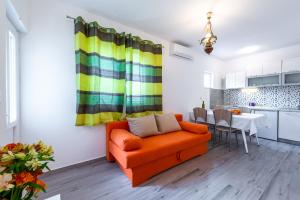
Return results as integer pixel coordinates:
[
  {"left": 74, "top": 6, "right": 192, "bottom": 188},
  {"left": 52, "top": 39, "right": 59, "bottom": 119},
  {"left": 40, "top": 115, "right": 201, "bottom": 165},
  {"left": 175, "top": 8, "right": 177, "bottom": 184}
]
[
  {"left": 279, "top": 111, "right": 300, "bottom": 142},
  {"left": 170, "top": 43, "right": 193, "bottom": 60},
  {"left": 254, "top": 110, "right": 278, "bottom": 141}
]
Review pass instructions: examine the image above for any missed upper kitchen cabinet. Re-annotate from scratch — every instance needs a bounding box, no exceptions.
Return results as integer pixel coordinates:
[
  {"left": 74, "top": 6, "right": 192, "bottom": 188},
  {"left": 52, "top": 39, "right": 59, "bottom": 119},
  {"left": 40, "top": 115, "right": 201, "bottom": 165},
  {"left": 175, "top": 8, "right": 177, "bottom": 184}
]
[
  {"left": 282, "top": 72, "right": 300, "bottom": 85},
  {"left": 246, "top": 63, "right": 263, "bottom": 77},
  {"left": 282, "top": 57, "right": 300, "bottom": 73},
  {"left": 225, "top": 72, "right": 246, "bottom": 89},
  {"left": 247, "top": 74, "right": 281, "bottom": 87},
  {"left": 225, "top": 73, "right": 235, "bottom": 89},
  {"left": 261, "top": 60, "right": 282, "bottom": 75},
  {"left": 245, "top": 60, "right": 281, "bottom": 77}
]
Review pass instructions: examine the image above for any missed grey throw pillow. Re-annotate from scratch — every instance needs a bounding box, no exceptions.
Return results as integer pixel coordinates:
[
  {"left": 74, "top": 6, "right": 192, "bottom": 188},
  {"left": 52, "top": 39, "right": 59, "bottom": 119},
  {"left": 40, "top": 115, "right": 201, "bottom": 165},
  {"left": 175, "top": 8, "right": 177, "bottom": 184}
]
[
  {"left": 127, "top": 114, "right": 159, "bottom": 137},
  {"left": 155, "top": 113, "right": 181, "bottom": 134}
]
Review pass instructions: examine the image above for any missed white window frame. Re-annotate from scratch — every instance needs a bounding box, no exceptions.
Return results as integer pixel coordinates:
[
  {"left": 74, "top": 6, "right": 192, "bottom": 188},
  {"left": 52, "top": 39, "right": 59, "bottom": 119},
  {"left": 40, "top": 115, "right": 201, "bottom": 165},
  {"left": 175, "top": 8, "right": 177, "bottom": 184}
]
[
  {"left": 6, "top": 20, "right": 19, "bottom": 128},
  {"left": 204, "top": 71, "right": 214, "bottom": 88}
]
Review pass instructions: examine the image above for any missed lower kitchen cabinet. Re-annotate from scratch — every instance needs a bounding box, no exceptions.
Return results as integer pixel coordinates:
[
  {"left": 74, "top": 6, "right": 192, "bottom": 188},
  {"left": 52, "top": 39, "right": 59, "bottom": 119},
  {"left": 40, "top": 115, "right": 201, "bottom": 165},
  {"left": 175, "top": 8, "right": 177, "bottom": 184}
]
[
  {"left": 255, "top": 110, "right": 278, "bottom": 141},
  {"left": 279, "top": 111, "right": 300, "bottom": 142}
]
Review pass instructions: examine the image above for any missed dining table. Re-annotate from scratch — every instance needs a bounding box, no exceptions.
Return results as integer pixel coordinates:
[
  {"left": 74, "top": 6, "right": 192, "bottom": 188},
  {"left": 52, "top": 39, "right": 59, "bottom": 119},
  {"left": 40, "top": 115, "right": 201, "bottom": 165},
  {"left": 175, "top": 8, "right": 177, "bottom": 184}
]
[{"left": 191, "top": 110, "right": 267, "bottom": 154}]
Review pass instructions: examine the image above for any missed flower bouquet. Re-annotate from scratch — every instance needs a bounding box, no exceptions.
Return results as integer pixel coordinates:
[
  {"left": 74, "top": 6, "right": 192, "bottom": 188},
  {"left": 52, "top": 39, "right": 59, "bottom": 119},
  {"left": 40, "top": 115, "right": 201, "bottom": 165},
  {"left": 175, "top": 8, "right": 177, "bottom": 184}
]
[{"left": 0, "top": 141, "right": 54, "bottom": 200}]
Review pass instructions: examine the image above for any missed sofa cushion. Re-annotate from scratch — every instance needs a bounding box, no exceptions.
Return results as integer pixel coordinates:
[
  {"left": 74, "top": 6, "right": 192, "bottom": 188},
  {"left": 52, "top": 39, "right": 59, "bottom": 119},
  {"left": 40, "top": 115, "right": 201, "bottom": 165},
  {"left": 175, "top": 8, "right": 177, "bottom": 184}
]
[
  {"left": 179, "top": 121, "right": 208, "bottom": 134},
  {"left": 110, "top": 130, "right": 211, "bottom": 168},
  {"left": 111, "top": 129, "right": 142, "bottom": 151},
  {"left": 155, "top": 113, "right": 181, "bottom": 133},
  {"left": 127, "top": 114, "right": 159, "bottom": 138}
]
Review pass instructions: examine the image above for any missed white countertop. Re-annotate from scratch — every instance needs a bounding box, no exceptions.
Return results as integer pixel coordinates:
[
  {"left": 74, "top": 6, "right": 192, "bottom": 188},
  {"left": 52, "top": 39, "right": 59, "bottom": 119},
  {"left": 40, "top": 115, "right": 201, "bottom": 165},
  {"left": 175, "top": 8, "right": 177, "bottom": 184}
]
[
  {"left": 247, "top": 106, "right": 280, "bottom": 111},
  {"left": 236, "top": 106, "right": 300, "bottom": 112}
]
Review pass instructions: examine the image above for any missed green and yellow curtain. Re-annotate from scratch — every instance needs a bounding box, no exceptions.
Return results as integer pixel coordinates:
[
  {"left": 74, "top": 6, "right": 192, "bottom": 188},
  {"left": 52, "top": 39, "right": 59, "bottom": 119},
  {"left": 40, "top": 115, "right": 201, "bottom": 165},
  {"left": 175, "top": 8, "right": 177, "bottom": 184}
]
[{"left": 75, "top": 17, "right": 162, "bottom": 126}]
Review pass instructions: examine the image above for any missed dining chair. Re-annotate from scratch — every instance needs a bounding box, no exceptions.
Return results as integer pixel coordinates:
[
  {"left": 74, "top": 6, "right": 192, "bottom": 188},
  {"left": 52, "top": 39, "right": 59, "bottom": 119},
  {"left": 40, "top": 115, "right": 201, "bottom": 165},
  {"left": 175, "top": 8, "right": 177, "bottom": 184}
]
[
  {"left": 193, "top": 107, "right": 216, "bottom": 145},
  {"left": 213, "top": 109, "right": 239, "bottom": 151},
  {"left": 193, "top": 107, "right": 207, "bottom": 123}
]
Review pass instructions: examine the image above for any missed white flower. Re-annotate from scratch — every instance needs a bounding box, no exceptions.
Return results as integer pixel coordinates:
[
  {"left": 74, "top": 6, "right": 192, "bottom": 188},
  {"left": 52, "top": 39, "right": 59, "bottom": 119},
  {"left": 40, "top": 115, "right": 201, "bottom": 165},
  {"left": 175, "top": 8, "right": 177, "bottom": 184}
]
[
  {"left": 25, "top": 158, "right": 42, "bottom": 170},
  {"left": 29, "top": 148, "right": 38, "bottom": 158},
  {"left": 0, "top": 173, "right": 14, "bottom": 192},
  {"left": 1, "top": 151, "right": 15, "bottom": 162}
]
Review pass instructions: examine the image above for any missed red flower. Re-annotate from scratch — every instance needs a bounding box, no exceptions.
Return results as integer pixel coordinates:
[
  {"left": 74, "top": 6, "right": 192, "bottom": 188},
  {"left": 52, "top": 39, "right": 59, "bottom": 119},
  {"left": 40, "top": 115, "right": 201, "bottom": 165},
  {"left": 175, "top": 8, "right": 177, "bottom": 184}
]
[
  {"left": 35, "top": 179, "right": 47, "bottom": 192},
  {"left": 5, "top": 143, "right": 17, "bottom": 151},
  {"left": 4, "top": 143, "right": 24, "bottom": 153},
  {"left": 15, "top": 172, "right": 35, "bottom": 186}
]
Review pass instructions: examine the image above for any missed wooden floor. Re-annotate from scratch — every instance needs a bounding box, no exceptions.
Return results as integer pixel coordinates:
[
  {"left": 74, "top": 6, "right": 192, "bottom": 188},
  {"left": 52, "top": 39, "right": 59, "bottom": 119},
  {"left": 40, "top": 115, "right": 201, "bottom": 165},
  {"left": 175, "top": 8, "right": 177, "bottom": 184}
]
[{"left": 39, "top": 139, "right": 300, "bottom": 200}]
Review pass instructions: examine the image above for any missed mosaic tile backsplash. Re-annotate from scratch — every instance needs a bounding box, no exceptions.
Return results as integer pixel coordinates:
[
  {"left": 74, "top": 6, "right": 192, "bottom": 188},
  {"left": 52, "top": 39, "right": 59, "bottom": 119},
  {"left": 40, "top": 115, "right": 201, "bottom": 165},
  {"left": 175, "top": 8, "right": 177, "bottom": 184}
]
[{"left": 224, "top": 85, "right": 300, "bottom": 108}]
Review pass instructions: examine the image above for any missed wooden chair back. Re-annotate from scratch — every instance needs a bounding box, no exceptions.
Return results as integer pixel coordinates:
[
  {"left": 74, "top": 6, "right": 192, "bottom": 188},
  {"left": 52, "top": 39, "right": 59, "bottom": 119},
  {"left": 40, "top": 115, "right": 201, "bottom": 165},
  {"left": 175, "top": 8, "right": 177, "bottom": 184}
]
[
  {"left": 193, "top": 107, "right": 207, "bottom": 123},
  {"left": 213, "top": 109, "right": 233, "bottom": 127}
]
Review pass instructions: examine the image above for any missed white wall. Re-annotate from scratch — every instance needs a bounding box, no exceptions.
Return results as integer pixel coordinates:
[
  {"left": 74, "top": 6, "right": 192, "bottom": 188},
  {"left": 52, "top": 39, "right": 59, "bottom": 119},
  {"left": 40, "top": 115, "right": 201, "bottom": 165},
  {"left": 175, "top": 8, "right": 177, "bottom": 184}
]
[
  {"left": 225, "top": 44, "right": 300, "bottom": 73},
  {"left": 20, "top": 0, "right": 224, "bottom": 169}
]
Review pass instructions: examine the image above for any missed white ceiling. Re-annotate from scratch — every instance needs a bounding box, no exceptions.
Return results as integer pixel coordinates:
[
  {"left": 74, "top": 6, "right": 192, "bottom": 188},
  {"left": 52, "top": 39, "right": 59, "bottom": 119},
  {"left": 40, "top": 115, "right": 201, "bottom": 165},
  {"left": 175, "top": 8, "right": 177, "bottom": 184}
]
[{"left": 63, "top": 0, "right": 300, "bottom": 60}]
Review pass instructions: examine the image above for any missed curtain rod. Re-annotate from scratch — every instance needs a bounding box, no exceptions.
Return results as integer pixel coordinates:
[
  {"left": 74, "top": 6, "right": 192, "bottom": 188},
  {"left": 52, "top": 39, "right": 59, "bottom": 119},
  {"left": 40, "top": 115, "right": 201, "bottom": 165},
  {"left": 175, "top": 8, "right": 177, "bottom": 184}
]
[{"left": 66, "top": 15, "right": 164, "bottom": 48}]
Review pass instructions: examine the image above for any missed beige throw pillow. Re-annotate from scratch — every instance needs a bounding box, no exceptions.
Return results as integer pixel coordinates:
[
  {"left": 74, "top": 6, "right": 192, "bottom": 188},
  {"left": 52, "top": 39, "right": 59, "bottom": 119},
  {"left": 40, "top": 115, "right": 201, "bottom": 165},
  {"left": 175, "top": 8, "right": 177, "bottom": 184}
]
[
  {"left": 155, "top": 113, "right": 181, "bottom": 134},
  {"left": 127, "top": 114, "right": 159, "bottom": 138}
]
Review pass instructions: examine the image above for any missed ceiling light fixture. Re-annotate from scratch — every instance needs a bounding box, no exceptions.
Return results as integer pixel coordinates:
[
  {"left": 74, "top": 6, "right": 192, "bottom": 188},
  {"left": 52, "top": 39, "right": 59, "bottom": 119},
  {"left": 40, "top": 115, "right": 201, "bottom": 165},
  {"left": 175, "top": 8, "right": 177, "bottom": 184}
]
[{"left": 200, "top": 12, "right": 217, "bottom": 55}]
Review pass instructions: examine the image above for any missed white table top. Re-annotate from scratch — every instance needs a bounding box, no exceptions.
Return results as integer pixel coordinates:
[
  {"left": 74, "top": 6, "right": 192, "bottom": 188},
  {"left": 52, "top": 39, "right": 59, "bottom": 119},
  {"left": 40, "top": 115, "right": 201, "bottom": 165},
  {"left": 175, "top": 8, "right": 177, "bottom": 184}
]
[{"left": 205, "top": 111, "right": 266, "bottom": 135}]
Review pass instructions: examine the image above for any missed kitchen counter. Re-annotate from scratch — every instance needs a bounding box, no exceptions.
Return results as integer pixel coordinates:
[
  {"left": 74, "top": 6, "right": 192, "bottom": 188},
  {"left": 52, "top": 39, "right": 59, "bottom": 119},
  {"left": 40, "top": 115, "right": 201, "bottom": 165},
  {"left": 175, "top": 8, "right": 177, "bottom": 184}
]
[
  {"left": 239, "top": 106, "right": 300, "bottom": 112},
  {"left": 279, "top": 108, "right": 300, "bottom": 112},
  {"left": 247, "top": 106, "right": 279, "bottom": 111}
]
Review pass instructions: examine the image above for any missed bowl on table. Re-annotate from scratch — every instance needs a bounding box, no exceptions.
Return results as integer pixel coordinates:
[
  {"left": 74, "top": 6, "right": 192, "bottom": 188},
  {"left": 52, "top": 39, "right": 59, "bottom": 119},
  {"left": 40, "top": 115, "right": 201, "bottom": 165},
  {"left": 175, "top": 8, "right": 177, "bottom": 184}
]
[{"left": 228, "top": 109, "right": 241, "bottom": 115}]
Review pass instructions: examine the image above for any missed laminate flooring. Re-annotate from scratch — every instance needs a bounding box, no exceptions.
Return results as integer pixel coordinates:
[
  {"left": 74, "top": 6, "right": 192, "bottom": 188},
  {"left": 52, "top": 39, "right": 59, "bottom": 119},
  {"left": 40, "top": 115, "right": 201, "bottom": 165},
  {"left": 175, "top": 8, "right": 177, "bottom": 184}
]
[{"left": 39, "top": 139, "right": 300, "bottom": 200}]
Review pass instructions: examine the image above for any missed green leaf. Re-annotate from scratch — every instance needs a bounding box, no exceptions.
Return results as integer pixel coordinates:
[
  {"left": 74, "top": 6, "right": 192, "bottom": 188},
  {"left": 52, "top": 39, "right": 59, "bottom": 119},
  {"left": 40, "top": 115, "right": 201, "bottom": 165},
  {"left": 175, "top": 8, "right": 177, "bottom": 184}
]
[
  {"left": 27, "top": 182, "right": 46, "bottom": 193},
  {"left": 45, "top": 165, "right": 51, "bottom": 171}
]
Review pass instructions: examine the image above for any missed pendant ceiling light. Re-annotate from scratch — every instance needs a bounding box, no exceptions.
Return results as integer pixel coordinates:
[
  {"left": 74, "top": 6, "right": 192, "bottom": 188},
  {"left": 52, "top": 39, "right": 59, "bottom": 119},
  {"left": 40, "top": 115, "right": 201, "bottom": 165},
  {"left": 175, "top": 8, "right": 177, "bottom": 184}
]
[{"left": 200, "top": 12, "right": 217, "bottom": 55}]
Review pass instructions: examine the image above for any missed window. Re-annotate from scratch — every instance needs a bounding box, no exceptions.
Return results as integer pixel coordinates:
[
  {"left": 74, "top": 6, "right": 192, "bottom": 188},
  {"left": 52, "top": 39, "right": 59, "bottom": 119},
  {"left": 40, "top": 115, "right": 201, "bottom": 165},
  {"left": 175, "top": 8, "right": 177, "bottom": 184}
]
[
  {"left": 6, "top": 27, "right": 18, "bottom": 127},
  {"left": 204, "top": 71, "right": 214, "bottom": 88}
]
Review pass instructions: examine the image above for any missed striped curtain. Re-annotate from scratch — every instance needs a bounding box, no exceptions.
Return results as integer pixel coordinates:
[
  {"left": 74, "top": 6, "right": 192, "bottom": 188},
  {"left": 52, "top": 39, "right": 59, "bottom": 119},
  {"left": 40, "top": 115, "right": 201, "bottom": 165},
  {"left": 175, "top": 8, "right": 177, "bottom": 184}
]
[
  {"left": 75, "top": 17, "right": 162, "bottom": 126},
  {"left": 125, "top": 35, "right": 163, "bottom": 117}
]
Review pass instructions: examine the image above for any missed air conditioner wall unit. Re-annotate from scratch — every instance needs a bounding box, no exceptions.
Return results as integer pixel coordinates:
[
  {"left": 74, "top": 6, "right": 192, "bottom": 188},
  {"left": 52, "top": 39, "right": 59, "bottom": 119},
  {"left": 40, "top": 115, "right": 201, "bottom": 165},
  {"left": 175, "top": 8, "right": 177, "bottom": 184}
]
[{"left": 170, "top": 43, "right": 193, "bottom": 60}]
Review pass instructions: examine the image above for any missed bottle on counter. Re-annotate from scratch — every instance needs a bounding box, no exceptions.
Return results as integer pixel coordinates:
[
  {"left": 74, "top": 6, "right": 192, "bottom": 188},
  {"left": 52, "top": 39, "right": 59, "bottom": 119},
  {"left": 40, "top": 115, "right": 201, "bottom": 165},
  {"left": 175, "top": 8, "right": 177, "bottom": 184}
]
[{"left": 202, "top": 100, "right": 205, "bottom": 109}]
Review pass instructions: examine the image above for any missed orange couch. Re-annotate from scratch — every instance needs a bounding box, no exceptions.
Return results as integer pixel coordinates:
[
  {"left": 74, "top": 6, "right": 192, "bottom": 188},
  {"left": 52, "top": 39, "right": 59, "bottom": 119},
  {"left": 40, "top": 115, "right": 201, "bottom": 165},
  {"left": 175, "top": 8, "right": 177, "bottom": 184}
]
[{"left": 106, "top": 114, "right": 211, "bottom": 187}]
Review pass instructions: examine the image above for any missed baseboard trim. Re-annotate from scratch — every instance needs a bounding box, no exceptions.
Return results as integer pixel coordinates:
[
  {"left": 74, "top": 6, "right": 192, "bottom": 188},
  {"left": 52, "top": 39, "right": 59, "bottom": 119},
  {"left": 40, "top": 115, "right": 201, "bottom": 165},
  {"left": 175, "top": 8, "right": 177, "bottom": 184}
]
[
  {"left": 278, "top": 138, "right": 300, "bottom": 146},
  {"left": 42, "top": 157, "right": 106, "bottom": 177}
]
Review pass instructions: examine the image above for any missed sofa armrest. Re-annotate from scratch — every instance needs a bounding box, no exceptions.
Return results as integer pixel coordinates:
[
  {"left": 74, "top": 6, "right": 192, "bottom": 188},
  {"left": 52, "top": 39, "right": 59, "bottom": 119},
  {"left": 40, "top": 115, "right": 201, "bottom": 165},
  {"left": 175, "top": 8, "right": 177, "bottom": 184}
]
[
  {"left": 179, "top": 121, "right": 208, "bottom": 134},
  {"left": 111, "top": 129, "right": 142, "bottom": 151}
]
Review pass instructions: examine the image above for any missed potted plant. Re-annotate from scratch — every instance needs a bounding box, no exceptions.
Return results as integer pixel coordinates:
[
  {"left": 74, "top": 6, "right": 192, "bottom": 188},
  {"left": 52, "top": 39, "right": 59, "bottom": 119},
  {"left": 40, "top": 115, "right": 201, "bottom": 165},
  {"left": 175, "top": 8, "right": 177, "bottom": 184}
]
[{"left": 0, "top": 141, "right": 54, "bottom": 200}]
